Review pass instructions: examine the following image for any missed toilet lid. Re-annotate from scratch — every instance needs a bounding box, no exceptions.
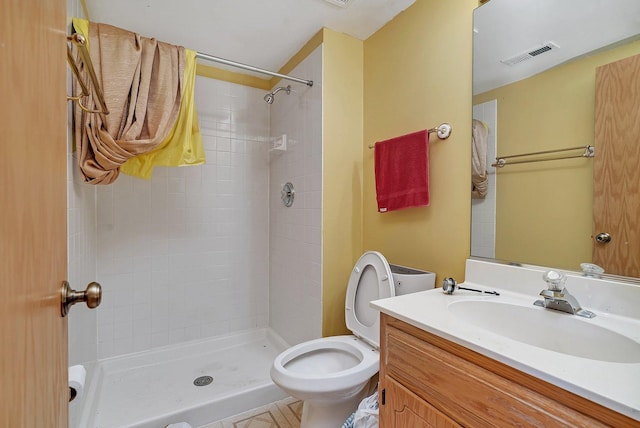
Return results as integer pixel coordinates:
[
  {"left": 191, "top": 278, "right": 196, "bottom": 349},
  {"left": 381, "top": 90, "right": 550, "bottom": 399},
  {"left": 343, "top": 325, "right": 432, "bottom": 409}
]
[{"left": 345, "top": 251, "right": 394, "bottom": 349}]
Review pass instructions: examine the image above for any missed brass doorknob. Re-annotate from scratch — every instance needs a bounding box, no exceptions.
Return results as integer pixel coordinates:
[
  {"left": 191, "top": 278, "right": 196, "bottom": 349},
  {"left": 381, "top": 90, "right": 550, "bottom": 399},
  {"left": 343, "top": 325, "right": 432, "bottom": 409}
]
[{"left": 61, "top": 281, "right": 102, "bottom": 317}]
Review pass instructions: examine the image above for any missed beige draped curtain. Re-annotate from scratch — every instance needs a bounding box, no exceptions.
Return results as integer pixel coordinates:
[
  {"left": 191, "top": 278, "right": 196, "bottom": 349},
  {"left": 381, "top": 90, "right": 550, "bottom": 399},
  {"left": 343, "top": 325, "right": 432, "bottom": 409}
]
[
  {"left": 471, "top": 119, "right": 489, "bottom": 199},
  {"left": 74, "top": 22, "right": 186, "bottom": 184}
]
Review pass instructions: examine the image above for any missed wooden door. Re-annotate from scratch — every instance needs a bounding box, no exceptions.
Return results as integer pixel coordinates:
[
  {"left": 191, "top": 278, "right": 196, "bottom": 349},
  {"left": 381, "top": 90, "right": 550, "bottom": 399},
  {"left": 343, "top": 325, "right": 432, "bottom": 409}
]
[
  {"left": 593, "top": 53, "right": 640, "bottom": 277},
  {"left": 0, "top": 0, "right": 68, "bottom": 426}
]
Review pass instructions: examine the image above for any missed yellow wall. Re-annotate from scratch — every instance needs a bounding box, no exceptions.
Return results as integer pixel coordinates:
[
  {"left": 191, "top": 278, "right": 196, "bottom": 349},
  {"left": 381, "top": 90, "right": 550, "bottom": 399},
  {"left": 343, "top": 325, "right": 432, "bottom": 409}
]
[
  {"left": 474, "top": 40, "right": 640, "bottom": 271},
  {"left": 322, "top": 28, "right": 364, "bottom": 336},
  {"left": 269, "top": 30, "right": 324, "bottom": 89},
  {"left": 195, "top": 64, "right": 271, "bottom": 90},
  {"left": 362, "top": 0, "right": 476, "bottom": 284}
]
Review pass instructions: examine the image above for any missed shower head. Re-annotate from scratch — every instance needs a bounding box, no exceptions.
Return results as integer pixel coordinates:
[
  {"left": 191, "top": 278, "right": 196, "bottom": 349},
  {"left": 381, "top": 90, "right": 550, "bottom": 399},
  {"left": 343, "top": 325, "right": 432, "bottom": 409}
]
[{"left": 264, "top": 85, "right": 291, "bottom": 104}]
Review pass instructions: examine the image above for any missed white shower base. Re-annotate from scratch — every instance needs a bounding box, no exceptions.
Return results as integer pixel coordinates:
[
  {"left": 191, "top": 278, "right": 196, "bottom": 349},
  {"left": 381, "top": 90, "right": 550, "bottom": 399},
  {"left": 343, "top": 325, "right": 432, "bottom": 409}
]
[{"left": 77, "top": 328, "right": 289, "bottom": 428}]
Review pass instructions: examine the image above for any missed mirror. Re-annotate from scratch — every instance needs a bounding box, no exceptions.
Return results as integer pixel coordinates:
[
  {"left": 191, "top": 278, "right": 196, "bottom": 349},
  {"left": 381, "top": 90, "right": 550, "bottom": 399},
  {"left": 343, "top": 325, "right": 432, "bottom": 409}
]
[{"left": 471, "top": 0, "right": 640, "bottom": 280}]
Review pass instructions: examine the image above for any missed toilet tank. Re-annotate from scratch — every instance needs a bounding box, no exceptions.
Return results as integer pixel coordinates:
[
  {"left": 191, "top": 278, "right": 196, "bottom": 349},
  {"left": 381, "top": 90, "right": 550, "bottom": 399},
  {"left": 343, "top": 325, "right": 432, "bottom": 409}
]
[{"left": 390, "top": 264, "right": 436, "bottom": 296}]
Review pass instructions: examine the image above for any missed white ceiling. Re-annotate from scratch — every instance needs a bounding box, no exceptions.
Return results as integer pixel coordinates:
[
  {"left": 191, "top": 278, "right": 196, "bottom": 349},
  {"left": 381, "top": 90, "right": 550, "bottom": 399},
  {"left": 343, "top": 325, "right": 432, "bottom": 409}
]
[
  {"left": 474, "top": 0, "right": 640, "bottom": 94},
  {"left": 84, "top": 0, "right": 415, "bottom": 79}
]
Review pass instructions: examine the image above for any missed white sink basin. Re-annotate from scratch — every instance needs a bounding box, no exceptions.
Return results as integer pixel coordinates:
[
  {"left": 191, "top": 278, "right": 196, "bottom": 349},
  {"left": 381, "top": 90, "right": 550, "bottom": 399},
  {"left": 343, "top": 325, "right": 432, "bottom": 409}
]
[{"left": 448, "top": 300, "right": 640, "bottom": 363}]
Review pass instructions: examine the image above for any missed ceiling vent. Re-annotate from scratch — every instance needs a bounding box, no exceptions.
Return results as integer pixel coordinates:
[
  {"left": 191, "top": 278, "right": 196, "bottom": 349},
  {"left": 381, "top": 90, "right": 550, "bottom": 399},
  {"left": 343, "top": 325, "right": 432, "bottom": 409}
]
[
  {"left": 501, "top": 42, "right": 560, "bottom": 66},
  {"left": 322, "top": 0, "right": 355, "bottom": 8}
]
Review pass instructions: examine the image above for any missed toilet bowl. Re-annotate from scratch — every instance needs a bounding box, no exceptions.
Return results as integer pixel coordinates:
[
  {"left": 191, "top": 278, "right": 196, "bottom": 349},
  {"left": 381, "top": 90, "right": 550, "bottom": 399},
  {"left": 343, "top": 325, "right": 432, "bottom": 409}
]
[{"left": 270, "top": 251, "right": 434, "bottom": 427}]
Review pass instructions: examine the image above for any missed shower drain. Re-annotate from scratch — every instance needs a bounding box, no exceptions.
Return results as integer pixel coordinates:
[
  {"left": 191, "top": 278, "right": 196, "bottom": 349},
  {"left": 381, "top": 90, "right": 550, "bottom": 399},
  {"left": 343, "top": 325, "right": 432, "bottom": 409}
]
[{"left": 193, "top": 375, "right": 214, "bottom": 387}]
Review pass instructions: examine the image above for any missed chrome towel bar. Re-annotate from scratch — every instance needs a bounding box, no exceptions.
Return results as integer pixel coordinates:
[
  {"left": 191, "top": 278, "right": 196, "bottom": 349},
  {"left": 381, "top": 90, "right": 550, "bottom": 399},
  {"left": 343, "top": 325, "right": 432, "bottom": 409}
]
[
  {"left": 492, "top": 145, "right": 595, "bottom": 168},
  {"left": 368, "top": 123, "right": 452, "bottom": 149}
]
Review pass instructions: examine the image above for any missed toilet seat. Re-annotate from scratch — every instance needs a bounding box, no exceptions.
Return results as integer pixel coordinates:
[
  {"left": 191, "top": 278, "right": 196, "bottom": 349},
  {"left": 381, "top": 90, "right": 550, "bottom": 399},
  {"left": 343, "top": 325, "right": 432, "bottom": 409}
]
[
  {"left": 270, "top": 252, "right": 393, "bottom": 396},
  {"left": 345, "top": 251, "right": 395, "bottom": 349},
  {"left": 271, "top": 335, "right": 379, "bottom": 395}
]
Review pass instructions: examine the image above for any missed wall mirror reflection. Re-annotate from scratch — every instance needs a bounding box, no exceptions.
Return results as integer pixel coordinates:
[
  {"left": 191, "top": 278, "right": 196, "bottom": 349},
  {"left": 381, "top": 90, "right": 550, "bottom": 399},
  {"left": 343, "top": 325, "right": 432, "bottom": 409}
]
[{"left": 471, "top": 0, "right": 640, "bottom": 279}]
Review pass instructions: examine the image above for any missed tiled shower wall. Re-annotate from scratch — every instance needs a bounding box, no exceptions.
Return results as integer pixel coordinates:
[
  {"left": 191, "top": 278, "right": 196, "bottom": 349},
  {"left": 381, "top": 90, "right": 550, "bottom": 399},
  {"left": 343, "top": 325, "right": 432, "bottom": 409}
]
[
  {"left": 269, "top": 46, "right": 323, "bottom": 346},
  {"left": 94, "top": 77, "right": 270, "bottom": 359},
  {"left": 67, "top": 136, "right": 99, "bottom": 365},
  {"left": 67, "top": 43, "right": 322, "bottom": 361},
  {"left": 471, "top": 100, "right": 497, "bottom": 259}
]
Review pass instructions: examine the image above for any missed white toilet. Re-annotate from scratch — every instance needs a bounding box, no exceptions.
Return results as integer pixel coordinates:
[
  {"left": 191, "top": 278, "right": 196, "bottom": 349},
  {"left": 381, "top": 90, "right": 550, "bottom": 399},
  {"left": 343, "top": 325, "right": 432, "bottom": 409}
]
[{"left": 270, "top": 251, "right": 435, "bottom": 427}]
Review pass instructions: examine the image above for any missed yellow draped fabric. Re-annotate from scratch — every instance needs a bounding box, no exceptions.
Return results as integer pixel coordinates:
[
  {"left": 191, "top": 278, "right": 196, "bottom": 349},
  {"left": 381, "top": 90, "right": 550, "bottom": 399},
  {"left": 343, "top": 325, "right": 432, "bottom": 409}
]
[{"left": 121, "top": 49, "right": 205, "bottom": 179}]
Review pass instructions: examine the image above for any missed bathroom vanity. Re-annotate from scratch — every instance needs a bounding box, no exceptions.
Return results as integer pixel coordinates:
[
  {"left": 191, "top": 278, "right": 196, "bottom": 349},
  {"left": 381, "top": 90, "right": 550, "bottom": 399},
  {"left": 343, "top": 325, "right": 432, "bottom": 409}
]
[{"left": 372, "top": 259, "right": 640, "bottom": 427}]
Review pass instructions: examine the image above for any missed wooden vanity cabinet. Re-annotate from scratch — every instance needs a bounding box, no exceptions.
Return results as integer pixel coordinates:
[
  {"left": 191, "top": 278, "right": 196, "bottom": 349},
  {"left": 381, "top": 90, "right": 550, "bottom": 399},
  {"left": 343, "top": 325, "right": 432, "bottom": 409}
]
[
  {"left": 378, "top": 313, "right": 636, "bottom": 428},
  {"left": 383, "top": 376, "right": 461, "bottom": 427}
]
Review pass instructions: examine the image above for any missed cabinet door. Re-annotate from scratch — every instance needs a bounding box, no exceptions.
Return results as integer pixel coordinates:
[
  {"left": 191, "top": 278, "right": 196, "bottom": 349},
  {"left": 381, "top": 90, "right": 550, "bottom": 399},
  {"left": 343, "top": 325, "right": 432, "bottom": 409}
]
[{"left": 381, "top": 377, "right": 461, "bottom": 428}]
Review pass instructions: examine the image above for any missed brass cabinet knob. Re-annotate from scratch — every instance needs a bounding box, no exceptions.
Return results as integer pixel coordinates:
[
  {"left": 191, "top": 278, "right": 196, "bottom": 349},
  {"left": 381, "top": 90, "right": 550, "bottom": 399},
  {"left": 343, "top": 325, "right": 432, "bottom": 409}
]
[{"left": 61, "top": 281, "right": 102, "bottom": 317}]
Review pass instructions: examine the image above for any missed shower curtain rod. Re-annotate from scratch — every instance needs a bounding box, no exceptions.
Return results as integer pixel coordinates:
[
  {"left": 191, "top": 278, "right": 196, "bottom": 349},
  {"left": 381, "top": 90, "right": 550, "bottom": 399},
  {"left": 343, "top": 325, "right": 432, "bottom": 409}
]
[{"left": 195, "top": 52, "right": 314, "bottom": 87}]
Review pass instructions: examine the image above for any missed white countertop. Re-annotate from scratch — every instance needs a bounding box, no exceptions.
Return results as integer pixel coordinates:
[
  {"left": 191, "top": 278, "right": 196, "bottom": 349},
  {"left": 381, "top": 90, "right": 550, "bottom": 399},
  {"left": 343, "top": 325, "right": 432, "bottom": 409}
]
[{"left": 371, "top": 286, "right": 640, "bottom": 421}]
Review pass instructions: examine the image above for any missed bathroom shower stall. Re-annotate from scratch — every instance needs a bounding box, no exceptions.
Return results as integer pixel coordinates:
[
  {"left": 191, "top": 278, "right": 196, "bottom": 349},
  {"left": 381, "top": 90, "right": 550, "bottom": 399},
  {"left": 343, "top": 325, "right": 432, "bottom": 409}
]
[{"left": 66, "top": 6, "right": 324, "bottom": 423}]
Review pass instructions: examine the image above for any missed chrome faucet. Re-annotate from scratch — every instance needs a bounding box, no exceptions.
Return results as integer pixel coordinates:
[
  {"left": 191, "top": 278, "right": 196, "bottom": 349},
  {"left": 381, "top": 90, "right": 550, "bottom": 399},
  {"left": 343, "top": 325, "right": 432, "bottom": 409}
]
[{"left": 533, "top": 270, "right": 596, "bottom": 318}]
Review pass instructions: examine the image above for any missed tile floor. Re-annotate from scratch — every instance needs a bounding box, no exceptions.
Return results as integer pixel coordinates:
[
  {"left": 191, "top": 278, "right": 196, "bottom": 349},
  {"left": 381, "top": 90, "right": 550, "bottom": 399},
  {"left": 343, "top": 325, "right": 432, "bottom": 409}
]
[{"left": 202, "top": 397, "right": 302, "bottom": 428}]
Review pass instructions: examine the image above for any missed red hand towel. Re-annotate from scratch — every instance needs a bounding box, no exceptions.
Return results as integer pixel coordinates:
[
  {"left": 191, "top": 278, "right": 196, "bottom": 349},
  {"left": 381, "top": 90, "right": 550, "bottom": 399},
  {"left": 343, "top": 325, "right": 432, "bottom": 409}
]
[{"left": 374, "top": 129, "right": 429, "bottom": 212}]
